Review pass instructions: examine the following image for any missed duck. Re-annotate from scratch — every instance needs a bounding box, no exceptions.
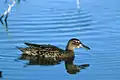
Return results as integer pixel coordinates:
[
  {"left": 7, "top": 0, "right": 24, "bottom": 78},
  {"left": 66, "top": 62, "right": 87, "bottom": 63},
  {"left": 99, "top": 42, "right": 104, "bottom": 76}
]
[{"left": 17, "top": 38, "right": 90, "bottom": 60}]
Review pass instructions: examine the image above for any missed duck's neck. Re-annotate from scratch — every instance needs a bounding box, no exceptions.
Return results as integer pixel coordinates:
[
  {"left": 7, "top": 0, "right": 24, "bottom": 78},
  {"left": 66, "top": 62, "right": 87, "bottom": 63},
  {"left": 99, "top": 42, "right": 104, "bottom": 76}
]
[{"left": 65, "top": 44, "right": 74, "bottom": 52}]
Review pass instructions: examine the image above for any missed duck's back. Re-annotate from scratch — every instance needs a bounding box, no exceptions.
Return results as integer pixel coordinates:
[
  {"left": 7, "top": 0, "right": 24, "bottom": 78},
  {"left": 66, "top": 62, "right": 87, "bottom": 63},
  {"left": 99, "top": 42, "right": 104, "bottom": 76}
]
[{"left": 18, "top": 43, "right": 65, "bottom": 58}]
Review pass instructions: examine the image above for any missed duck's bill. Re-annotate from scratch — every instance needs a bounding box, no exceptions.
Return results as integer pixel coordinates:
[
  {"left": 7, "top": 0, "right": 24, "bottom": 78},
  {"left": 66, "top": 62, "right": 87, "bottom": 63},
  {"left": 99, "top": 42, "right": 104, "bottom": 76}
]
[{"left": 81, "top": 44, "right": 90, "bottom": 50}]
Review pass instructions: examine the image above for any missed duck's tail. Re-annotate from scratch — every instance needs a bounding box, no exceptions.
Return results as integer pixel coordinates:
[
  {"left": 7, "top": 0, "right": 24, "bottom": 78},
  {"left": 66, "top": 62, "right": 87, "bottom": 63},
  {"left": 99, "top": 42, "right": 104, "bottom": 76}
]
[
  {"left": 16, "top": 46, "right": 32, "bottom": 55},
  {"left": 16, "top": 46, "right": 25, "bottom": 52}
]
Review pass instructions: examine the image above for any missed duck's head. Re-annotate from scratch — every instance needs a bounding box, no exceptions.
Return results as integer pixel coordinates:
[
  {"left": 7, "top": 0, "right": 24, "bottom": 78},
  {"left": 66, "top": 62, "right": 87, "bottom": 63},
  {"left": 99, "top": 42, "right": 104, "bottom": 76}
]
[{"left": 66, "top": 38, "right": 90, "bottom": 51}]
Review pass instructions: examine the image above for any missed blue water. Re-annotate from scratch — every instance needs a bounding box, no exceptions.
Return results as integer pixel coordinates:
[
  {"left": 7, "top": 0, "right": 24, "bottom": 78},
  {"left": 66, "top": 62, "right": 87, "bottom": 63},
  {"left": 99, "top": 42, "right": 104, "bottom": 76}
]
[{"left": 0, "top": 0, "right": 120, "bottom": 80}]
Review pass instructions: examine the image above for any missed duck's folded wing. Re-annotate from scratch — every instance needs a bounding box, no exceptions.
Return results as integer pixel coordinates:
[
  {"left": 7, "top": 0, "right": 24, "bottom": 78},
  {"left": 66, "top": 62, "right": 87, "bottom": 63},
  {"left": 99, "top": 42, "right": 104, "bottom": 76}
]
[{"left": 24, "top": 42, "right": 60, "bottom": 49}]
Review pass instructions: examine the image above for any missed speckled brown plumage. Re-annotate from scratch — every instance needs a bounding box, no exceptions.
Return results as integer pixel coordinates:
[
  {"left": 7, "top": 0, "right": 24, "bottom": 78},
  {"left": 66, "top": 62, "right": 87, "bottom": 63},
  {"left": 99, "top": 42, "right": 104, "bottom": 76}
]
[{"left": 17, "top": 38, "right": 90, "bottom": 60}]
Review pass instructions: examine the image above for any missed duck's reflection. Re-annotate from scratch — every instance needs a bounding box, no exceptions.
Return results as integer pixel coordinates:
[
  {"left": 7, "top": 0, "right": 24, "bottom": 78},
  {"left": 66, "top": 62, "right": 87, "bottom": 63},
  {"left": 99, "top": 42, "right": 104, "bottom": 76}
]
[
  {"left": 64, "top": 58, "right": 89, "bottom": 74},
  {"left": 19, "top": 54, "right": 61, "bottom": 65},
  {"left": 18, "top": 54, "right": 89, "bottom": 74}
]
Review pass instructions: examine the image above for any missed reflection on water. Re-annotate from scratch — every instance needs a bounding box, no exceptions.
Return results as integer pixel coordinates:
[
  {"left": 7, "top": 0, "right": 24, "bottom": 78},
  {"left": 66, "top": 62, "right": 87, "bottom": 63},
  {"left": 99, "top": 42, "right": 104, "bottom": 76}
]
[
  {"left": 0, "top": 18, "right": 8, "bottom": 31},
  {"left": 0, "top": 0, "right": 26, "bottom": 31},
  {"left": 18, "top": 54, "right": 89, "bottom": 74},
  {"left": 18, "top": 54, "right": 61, "bottom": 65},
  {"left": 64, "top": 58, "right": 89, "bottom": 74}
]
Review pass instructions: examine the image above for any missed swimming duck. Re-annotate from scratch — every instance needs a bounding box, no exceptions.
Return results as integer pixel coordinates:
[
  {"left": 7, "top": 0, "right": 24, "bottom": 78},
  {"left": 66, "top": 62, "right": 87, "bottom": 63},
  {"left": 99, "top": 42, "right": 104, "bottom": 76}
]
[{"left": 17, "top": 38, "right": 90, "bottom": 60}]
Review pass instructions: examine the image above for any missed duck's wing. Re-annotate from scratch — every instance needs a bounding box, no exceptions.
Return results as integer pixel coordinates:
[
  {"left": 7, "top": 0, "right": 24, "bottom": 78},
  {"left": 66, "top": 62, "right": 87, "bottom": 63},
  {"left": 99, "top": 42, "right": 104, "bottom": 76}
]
[
  {"left": 21, "top": 43, "right": 65, "bottom": 55},
  {"left": 24, "top": 43, "right": 65, "bottom": 52}
]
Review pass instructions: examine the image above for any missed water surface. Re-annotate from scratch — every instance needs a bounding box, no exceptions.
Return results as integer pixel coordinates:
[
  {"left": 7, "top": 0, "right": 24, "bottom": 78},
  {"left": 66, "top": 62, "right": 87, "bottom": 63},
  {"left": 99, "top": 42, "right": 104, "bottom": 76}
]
[{"left": 0, "top": 0, "right": 120, "bottom": 80}]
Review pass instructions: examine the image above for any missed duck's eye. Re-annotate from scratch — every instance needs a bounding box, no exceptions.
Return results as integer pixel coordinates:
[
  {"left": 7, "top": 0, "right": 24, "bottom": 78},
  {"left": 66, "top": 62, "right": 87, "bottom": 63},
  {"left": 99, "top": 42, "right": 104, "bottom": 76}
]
[{"left": 73, "top": 40, "right": 80, "bottom": 44}]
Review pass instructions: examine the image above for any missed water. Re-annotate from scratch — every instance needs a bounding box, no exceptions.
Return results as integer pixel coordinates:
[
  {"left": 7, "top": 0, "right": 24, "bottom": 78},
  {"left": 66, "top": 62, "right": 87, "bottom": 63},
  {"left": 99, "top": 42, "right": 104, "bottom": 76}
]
[{"left": 0, "top": 0, "right": 120, "bottom": 80}]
